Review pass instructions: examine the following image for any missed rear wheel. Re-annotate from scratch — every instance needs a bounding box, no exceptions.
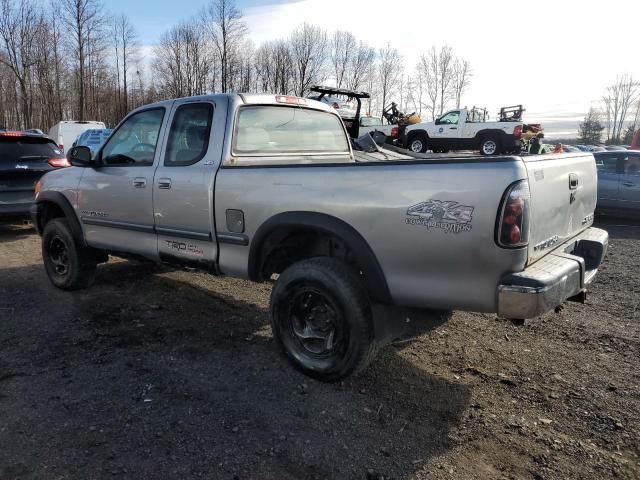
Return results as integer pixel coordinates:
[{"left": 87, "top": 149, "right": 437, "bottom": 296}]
[
  {"left": 42, "top": 218, "right": 96, "bottom": 290},
  {"left": 479, "top": 136, "right": 501, "bottom": 156},
  {"left": 408, "top": 134, "right": 428, "bottom": 154},
  {"left": 270, "top": 257, "right": 376, "bottom": 382}
]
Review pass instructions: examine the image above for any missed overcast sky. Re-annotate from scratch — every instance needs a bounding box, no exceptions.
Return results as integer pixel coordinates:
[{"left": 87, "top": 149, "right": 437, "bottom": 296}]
[{"left": 108, "top": 0, "right": 639, "bottom": 137}]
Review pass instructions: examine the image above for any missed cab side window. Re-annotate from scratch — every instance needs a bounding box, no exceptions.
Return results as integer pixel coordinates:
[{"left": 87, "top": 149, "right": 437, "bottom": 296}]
[
  {"left": 595, "top": 154, "right": 619, "bottom": 174},
  {"left": 165, "top": 103, "right": 213, "bottom": 166},
  {"left": 622, "top": 154, "right": 640, "bottom": 176},
  {"left": 439, "top": 111, "right": 460, "bottom": 125},
  {"left": 101, "top": 108, "right": 165, "bottom": 166}
]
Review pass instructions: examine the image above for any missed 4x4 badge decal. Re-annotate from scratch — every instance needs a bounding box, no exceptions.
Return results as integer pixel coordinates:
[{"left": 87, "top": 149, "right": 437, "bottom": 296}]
[{"left": 405, "top": 200, "right": 474, "bottom": 234}]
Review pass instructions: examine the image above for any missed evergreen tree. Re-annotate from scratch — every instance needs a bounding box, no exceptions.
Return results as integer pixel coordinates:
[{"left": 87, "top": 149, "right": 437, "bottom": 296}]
[{"left": 578, "top": 108, "right": 605, "bottom": 144}]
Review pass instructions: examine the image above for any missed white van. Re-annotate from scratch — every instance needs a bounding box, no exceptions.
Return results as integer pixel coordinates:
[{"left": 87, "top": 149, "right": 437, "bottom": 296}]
[{"left": 48, "top": 121, "right": 106, "bottom": 154}]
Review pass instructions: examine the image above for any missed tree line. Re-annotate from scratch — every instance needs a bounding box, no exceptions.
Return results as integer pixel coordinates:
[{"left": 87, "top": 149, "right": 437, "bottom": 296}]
[
  {"left": 0, "top": 0, "right": 473, "bottom": 131},
  {"left": 579, "top": 75, "right": 639, "bottom": 145}
]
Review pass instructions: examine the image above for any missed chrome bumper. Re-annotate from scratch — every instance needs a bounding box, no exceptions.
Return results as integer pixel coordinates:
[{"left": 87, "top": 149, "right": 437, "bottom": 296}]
[{"left": 497, "top": 227, "right": 608, "bottom": 319}]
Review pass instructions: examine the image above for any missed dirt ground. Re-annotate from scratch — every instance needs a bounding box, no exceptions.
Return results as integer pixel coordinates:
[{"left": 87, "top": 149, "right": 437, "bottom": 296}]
[{"left": 0, "top": 218, "right": 638, "bottom": 480}]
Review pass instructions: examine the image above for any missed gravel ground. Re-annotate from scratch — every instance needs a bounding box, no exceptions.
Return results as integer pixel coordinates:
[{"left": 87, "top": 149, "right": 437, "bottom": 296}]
[{"left": 0, "top": 217, "right": 638, "bottom": 479}]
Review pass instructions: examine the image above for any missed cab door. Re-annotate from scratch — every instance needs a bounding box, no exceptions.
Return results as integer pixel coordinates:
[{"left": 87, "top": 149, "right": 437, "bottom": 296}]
[
  {"left": 153, "top": 100, "right": 220, "bottom": 269},
  {"left": 431, "top": 110, "right": 461, "bottom": 150},
  {"left": 594, "top": 153, "right": 621, "bottom": 210},
  {"left": 618, "top": 152, "right": 640, "bottom": 207},
  {"left": 78, "top": 106, "right": 169, "bottom": 258}
]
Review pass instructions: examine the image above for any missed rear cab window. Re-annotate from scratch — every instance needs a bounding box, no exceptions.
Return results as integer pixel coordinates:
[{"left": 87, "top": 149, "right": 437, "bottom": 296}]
[{"left": 232, "top": 106, "right": 350, "bottom": 159}]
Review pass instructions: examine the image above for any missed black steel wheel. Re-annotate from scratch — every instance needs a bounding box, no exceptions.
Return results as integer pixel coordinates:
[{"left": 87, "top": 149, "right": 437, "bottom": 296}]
[
  {"left": 270, "top": 258, "right": 376, "bottom": 382},
  {"left": 42, "top": 218, "right": 96, "bottom": 290}
]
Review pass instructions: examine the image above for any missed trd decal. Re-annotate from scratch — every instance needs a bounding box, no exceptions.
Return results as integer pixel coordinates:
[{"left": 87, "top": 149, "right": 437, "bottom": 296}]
[
  {"left": 405, "top": 200, "right": 474, "bottom": 234},
  {"left": 164, "top": 240, "right": 204, "bottom": 256}
]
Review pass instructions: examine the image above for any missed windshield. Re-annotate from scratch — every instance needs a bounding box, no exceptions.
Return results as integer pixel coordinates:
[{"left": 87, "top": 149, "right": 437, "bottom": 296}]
[
  {"left": 235, "top": 106, "right": 349, "bottom": 154},
  {"left": 360, "top": 117, "right": 380, "bottom": 127}
]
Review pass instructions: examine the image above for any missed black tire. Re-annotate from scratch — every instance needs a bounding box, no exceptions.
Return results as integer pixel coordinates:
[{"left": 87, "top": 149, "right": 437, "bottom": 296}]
[
  {"left": 42, "top": 218, "right": 96, "bottom": 290},
  {"left": 407, "top": 133, "right": 428, "bottom": 154},
  {"left": 270, "top": 257, "right": 376, "bottom": 382},
  {"left": 479, "top": 136, "right": 501, "bottom": 156}
]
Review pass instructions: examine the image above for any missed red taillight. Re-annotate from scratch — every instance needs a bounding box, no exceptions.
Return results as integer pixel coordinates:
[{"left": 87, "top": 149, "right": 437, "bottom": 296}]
[
  {"left": 509, "top": 225, "right": 521, "bottom": 244},
  {"left": 503, "top": 214, "right": 517, "bottom": 225},
  {"left": 513, "top": 125, "right": 522, "bottom": 138},
  {"left": 48, "top": 158, "right": 71, "bottom": 168},
  {"left": 0, "top": 131, "right": 24, "bottom": 137},
  {"left": 391, "top": 127, "right": 399, "bottom": 138},
  {"left": 59, "top": 143, "right": 64, "bottom": 151},
  {"left": 497, "top": 180, "right": 530, "bottom": 248}
]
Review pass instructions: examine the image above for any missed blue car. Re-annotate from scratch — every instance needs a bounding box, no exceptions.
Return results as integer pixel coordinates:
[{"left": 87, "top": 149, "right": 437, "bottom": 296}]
[
  {"left": 595, "top": 150, "right": 640, "bottom": 214},
  {"left": 72, "top": 128, "right": 113, "bottom": 153}
]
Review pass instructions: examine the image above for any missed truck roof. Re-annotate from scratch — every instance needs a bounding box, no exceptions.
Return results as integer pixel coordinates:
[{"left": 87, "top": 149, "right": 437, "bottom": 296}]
[{"left": 137, "top": 93, "right": 334, "bottom": 114}]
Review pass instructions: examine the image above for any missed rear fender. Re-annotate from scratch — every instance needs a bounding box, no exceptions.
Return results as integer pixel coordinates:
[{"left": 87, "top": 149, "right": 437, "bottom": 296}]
[{"left": 249, "top": 211, "right": 392, "bottom": 304}]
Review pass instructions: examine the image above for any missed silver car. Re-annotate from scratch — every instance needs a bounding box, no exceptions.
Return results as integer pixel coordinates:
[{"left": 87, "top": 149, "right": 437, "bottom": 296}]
[{"left": 595, "top": 150, "right": 640, "bottom": 214}]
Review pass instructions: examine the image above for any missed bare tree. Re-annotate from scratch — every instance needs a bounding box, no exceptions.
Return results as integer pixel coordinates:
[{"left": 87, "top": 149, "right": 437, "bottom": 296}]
[
  {"left": 205, "top": 0, "right": 247, "bottom": 93},
  {"left": 344, "top": 41, "right": 375, "bottom": 92},
  {"left": 153, "top": 20, "right": 213, "bottom": 98},
  {"left": 0, "top": 0, "right": 41, "bottom": 128},
  {"left": 61, "top": 0, "right": 104, "bottom": 120},
  {"left": 417, "top": 46, "right": 470, "bottom": 120},
  {"left": 602, "top": 75, "right": 640, "bottom": 142},
  {"left": 330, "top": 30, "right": 355, "bottom": 89},
  {"left": 290, "top": 23, "right": 327, "bottom": 97},
  {"left": 452, "top": 58, "right": 471, "bottom": 109},
  {"left": 255, "top": 39, "right": 292, "bottom": 94},
  {"left": 48, "top": 2, "right": 65, "bottom": 121},
  {"left": 417, "top": 47, "right": 438, "bottom": 120},
  {"left": 111, "top": 13, "right": 137, "bottom": 117},
  {"left": 377, "top": 43, "right": 402, "bottom": 119},
  {"left": 437, "top": 46, "right": 454, "bottom": 115},
  {"left": 405, "top": 68, "right": 424, "bottom": 117}
]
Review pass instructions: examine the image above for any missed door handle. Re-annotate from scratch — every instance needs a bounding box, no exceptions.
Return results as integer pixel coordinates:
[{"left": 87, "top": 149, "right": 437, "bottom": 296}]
[
  {"left": 133, "top": 177, "right": 146, "bottom": 188},
  {"left": 158, "top": 178, "right": 172, "bottom": 189},
  {"left": 450, "top": 127, "right": 457, "bottom": 130},
  {"left": 623, "top": 182, "right": 634, "bottom": 187}
]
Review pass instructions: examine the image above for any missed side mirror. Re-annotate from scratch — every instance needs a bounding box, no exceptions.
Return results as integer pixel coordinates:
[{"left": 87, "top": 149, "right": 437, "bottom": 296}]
[
  {"left": 67, "top": 145, "right": 93, "bottom": 167},
  {"left": 434, "top": 119, "right": 440, "bottom": 125}
]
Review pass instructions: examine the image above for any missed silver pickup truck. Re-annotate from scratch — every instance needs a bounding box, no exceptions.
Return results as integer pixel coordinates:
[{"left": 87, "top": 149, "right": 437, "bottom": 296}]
[{"left": 31, "top": 93, "right": 608, "bottom": 381}]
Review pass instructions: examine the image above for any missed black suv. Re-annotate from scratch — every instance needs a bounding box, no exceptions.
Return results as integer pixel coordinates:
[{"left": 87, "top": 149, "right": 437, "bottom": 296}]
[{"left": 0, "top": 130, "right": 68, "bottom": 218}]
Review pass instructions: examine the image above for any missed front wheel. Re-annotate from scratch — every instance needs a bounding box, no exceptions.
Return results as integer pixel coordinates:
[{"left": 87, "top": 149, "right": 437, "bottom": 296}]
[
  {"left": 479, "top": 136, "right": 501, "bottom": 156},
  {"left": 270, "top": 258, "right": 376, "bottom": 382},
  {"left": 42, "top": 218, "right": 96, "bottom": 290}
]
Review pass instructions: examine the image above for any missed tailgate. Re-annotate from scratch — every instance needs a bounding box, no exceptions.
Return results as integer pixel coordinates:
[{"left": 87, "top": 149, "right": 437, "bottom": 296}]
[{"left": 524, "top": 153, "right": 597, "bottom": 264}]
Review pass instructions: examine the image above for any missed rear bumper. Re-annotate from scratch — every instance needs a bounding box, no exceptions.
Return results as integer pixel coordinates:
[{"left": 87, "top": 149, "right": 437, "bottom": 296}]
[
  {"left": 497, "top": 227, "right": 608, "bottom": 319},
  {"left": 0, "top": 201, "right": 33, "bottom": 217},
  {"left": 0, "top": 191, "right": 36, "bottom": 217}
]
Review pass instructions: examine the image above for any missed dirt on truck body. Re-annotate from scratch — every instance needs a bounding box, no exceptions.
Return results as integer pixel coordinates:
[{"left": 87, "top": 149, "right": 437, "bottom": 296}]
[{"left": 0, "top": 219, "right": 638, "bottom": 479}]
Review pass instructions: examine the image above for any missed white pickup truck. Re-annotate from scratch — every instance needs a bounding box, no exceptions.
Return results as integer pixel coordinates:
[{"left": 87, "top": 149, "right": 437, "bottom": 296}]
[{"left": 404, "top": 105, "right": 537, "bottom": 156}]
